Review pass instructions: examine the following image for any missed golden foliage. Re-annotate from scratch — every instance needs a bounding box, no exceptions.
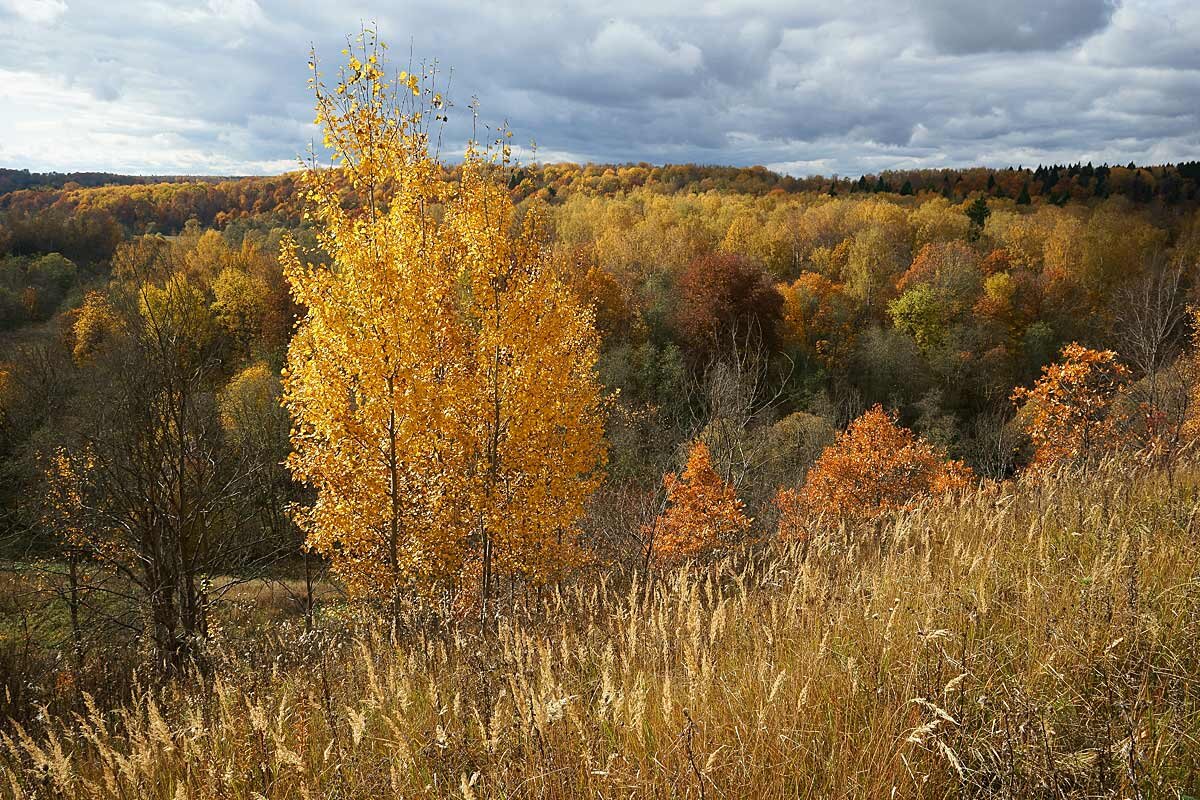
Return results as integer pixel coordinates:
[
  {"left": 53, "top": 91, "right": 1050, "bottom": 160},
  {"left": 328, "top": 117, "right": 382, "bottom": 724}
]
[
  {"left": 557, "top": 245, "right": 634, "bottom": 341},
  {"left": 778, "top": 272, "right": 857, "bottom": 369},
  {"left": 1181, "top": 309, "right": 1200, "bottom": 447},
  {"left": 71, "top": 290, "right": 120, "bottom": 363},
  {"left": 282, "top": 31, "right": 605, "bottom": 606},
  {"left": 282, "top": 36, "right": 471, "bottom": 601},
  {"left": 219, "top": 362, "right": 278, "bottom": 436},
  {"left": 137, "top": 273, "right": 217, "bottom": 363},
  {"left": 909, "top": 196, "right": 971, "bottom": 248},
  {"left": 211, "top": 266, "right": 269, "bottom": 347},
  {"left": 43, "top": 448, "right": 84, "bottom": 539},
  {"left": 41, "top": 447, "right": 123, "bottom": 563}
]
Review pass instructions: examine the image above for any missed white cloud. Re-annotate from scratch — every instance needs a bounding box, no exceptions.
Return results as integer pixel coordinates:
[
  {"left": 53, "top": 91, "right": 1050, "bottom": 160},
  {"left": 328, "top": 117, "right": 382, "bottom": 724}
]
[
  {"left": 1, "top": 0, "right": 67, "bottom": 24},
  {"left": 207, "top": 0, "right": 266, "bottom": 27},
  {"left": 587, "top": 20, "right": 702, "bottom": 75},
  {"left": 0, "top": 68, "right": 296, "bottom": 173}
]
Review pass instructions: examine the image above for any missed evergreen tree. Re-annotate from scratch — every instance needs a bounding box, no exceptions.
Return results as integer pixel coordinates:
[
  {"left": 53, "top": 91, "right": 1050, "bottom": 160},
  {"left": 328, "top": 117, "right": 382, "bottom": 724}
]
[{"left": 966, "top": 197, "right": 991, "bottom": 229}]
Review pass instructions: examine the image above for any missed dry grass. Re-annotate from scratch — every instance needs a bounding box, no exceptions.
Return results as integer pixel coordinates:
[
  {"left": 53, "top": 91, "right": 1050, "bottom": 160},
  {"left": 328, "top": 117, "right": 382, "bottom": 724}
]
[{"left": 2, "top": 463, "right": 1198, "bottom": 798}]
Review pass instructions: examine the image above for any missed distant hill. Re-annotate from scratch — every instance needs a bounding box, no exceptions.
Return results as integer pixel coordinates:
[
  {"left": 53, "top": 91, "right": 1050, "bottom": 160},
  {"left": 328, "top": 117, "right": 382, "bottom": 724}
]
[
  {"left": 3, "top": 161, "right": 1199, "bottom": 242},
  {"left": 0, "top": 168, "right": 243, "bottom": 195}
]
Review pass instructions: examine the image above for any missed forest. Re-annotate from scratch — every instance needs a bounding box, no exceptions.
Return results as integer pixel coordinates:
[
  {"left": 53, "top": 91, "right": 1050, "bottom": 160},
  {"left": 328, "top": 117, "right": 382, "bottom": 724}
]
[{"left": 1, "top": 32, "right": 1199, "bottom": 799}]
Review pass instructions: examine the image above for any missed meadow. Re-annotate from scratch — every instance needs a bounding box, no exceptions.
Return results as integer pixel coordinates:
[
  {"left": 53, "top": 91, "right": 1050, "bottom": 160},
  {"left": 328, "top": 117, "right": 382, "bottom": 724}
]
[{"left": 2, "top": 461, "right": 1197, "bottom": 799}]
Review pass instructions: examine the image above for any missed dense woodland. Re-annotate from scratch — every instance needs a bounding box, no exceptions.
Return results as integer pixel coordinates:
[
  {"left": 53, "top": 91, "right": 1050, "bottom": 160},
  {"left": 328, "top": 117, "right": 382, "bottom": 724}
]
[
  {"left": 1, "top": 34, "right": 1200, "bottom": 798},
  {"left": 5, "top": 155, "right": 1200, "bottom": 527}
]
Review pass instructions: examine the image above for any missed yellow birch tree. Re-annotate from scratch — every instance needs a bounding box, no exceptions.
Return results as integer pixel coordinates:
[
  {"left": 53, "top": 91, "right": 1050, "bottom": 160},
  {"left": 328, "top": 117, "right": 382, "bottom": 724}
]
[
  {"left": 282, "top": 31, "right": 472, "bottom": 607},
  {"left": 283, "top": 30, "right": 606, "bottom": 617},
  {"left": 450, "top": 161, "right": 607, "bottom": 617}
]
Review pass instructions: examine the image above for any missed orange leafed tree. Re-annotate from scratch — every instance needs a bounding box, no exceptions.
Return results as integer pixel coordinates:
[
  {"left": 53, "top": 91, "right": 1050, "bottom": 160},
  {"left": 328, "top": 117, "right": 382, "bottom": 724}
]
[
  {"left": 777, "top": 272, "right": 856, "bottom": 370},
  {"left": 646, "top": 441, "right": 751, "bottom": 566},
  {"left": 775, "top": 405, "right": 972, "bottom": 540},
  {"left": 1011, "top": 343, "right": 1130, "bottom": 470}
]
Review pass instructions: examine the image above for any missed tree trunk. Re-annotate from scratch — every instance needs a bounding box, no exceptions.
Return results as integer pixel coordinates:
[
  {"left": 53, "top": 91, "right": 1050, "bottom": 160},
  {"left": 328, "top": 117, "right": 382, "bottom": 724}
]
[
  {"left": 303, "top": 549, "right": 315, "bottom": 634},
  {"left": 67, "top": 550, "right": 83, "bottom": 682}
]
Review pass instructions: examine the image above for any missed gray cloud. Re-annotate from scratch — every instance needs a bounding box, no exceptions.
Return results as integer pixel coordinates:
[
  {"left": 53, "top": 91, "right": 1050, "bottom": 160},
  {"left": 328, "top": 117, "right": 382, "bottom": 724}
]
[
  {"left": 0, "top": 0, "right": 1197, "bottom": 177},
  {"left": 912, "top": 0, "right": 1117, "bottom": 54}
]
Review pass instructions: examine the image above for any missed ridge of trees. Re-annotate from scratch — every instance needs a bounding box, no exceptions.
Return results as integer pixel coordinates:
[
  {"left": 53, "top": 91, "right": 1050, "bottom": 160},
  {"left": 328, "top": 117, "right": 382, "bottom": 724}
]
[
  {"left": 3, "top": 159, "right": 1199, "bottom": 247},
  {"left": 0, "top": 168, "right": 242, "bottom": 196}
]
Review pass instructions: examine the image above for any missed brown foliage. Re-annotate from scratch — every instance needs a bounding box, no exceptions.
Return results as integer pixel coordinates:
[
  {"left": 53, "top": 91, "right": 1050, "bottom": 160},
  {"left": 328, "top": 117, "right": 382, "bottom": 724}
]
[{"left": 674, "top": 252, "right": 783, "bottom": 362}]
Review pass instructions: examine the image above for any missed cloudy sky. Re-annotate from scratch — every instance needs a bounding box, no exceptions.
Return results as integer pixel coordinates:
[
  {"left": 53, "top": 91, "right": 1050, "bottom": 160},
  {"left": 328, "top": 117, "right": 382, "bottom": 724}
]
[{"left": 1, "top": 0, "right": 1198, "bottom": 177}]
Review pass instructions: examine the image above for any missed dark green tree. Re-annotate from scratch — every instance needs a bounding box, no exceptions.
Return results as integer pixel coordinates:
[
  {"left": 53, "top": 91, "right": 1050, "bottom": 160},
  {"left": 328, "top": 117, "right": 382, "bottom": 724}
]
[{"left": 966, "top": 197, "right": 991, "bottom": 228}]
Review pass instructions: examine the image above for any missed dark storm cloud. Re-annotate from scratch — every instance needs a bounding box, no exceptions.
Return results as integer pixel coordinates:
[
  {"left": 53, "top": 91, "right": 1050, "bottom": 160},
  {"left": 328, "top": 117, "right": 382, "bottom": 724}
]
[
  {"left": 912, "top": 0, "right": 1118, "bottom": 54},
  {"left": 1, "top": 0, "right": 1197, "bottom": 176}
]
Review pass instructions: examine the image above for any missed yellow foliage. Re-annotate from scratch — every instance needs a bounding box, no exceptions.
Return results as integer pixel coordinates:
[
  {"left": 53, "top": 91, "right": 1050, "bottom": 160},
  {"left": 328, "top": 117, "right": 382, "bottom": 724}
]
[
  {"left": 283, "top": 32, "right": 606, "bottom": 608},
  {"left": 845, "top": 226, "right": 906, "bottom": 309},
  {"left": 211, "top": 267, "right": 269, "bottom": 346},
  {"left": 219, "top": 362, "right": 279, "bottom": 436},
  {"left": 138, "top": 274, "right": 217, "bottom": 356},
  {"left": 181, "top": 229, "right": 238, "bottom": 284},
  {"left": 910, "top": 197, "right": 971, "bottom": 249},
  {"left": 447, "top": 168, "right": 608, "bottom": 589},
  {"left": 71, "top": 291, "right": 120, "bottom": 363},
  {"left": 719, "top": 212, "right": 764, "bottom": 261},
  {"left": 778, "top": 272, "right": 856, "bottom": 370}
]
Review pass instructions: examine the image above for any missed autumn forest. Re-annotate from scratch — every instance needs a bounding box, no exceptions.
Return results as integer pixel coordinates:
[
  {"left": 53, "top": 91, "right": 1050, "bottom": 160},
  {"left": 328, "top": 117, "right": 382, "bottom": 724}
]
[{"left": 2, "top": 28, "right": 1200, "bottom": 799}]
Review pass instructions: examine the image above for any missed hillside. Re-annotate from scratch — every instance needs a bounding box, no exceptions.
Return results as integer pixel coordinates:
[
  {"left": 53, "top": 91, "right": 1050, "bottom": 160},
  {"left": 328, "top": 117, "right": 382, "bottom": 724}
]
[
  {"left": 4, "top": 160, "right": 1200, "bottom": 239},
  {"left": 3, "top": 31, "right": 1200, "bottom": 800},
  {"left": 2, "top": 464, "right": 1197, "bottom": 797}
]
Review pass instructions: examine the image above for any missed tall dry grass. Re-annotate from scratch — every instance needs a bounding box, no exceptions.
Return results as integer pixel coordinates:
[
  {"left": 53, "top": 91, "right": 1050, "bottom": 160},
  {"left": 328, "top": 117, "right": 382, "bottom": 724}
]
[{"left": 2, "top": 463, "right": 1198, "bottom": 798}]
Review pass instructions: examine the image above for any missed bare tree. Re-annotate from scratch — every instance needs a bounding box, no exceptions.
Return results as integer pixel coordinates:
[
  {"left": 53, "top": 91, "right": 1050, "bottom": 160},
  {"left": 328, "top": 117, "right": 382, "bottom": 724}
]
[
  {"left": 686, "top": 319, "right": 794, "bottom": 507},
  {"left": 42, "top": 271, "right": 275, "bottom": 674},
  {"left": 961, "top": 409, "right": 1023, "bottom": 480},
  {"left": 1114, "top": 254, "right": 1190, "bottom": 407},
  {"left": 1109, "top": 252, "right": 1200, "bottom": 480}
]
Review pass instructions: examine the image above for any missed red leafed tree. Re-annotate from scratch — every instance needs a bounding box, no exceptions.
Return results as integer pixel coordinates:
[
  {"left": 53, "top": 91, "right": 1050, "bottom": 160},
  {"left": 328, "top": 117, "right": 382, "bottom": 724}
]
[
  {"left": 645, "top": 441, "right": 752, "bottom": 565},
  {"left": 775, "top": 405, "right": 973, "bottom": 540},
  {"left": 674, "top": 252, "right": 783, "bottom": 362},
  {"left": 1011, "top": 343, "right": 1130, "bottom": 470}
]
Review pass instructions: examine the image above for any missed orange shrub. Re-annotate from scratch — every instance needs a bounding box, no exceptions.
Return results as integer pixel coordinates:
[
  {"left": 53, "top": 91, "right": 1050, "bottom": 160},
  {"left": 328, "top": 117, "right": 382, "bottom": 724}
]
[
  {"left": 646, "top": 441, "right": 751, "bottom": 565},
  {"left": 1011, "top": 343, "right": 1130, "bottom": 470},
  {"left": 775, "top": 405, "right": 972, "bottom": 540}
]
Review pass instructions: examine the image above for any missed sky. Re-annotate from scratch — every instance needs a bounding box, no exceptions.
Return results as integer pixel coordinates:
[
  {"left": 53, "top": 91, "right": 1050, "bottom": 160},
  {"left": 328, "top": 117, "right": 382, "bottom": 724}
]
[{"left": 1, "top": 0, "right": 1198, "bottom": 178}]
